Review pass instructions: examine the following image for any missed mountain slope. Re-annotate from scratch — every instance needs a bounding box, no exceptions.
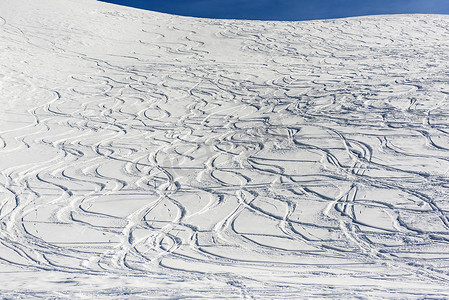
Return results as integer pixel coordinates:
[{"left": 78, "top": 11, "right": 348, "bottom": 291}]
[{"left": 1, "top": 0, "right": 449, "bottom": 297}]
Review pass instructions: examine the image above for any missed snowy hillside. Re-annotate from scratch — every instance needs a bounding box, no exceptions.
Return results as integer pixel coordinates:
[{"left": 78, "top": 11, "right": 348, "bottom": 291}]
[{"left": 1, "top": 0, "right": 449, "bottom": 298}]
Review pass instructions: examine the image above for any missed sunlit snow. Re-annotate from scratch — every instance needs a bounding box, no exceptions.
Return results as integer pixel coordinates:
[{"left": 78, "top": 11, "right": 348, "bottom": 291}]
[{"left": 1, "top": 0, "right": 449, "bottom": 298}]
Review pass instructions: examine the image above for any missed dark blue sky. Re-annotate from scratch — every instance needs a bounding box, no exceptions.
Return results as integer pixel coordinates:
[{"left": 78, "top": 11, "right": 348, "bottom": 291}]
[{"left": 99, "top": 0, "right": 449, "bottom": 21}]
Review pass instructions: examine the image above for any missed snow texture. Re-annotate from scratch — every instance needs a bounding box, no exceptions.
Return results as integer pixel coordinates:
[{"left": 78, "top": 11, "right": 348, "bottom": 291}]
[{"left": 1, "top": 0, "right": 449, "bottom": 298}]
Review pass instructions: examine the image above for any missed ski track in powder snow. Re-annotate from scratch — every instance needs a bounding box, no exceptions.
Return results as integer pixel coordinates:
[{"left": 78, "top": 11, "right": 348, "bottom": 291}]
[{"left": 1, "top": 0, "right": 449, "bottom": 298}]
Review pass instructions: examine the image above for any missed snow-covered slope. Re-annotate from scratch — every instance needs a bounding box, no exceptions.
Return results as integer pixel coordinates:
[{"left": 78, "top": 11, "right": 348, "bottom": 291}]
[{"left": 1, "top": 0, "right": 449, "bottom": 297}]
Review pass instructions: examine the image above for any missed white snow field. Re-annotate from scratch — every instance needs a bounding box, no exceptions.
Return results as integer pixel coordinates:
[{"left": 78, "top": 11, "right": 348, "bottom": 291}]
[{"left": 1, "top": 0, "right": 449, "bottom": 298}]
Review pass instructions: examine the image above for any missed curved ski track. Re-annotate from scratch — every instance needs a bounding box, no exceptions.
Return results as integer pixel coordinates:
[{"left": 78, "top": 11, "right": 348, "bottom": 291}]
[{"left": 1, "top": 1, "right": 449, "bottom": 297}]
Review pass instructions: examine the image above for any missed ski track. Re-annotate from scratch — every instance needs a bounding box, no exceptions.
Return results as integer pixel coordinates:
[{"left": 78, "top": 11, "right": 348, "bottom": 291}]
[{"left": 1, "top": 0, "right": 449, "bottom": 297}]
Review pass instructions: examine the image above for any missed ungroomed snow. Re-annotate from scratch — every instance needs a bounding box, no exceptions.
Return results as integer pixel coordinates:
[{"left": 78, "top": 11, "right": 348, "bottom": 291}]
[{"left": 1, "top": 0, "right": 449, "bottom": 298}]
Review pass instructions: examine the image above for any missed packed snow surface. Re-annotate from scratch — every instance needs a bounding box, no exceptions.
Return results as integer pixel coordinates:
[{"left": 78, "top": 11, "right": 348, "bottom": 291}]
[{"left": 1, "top": 0, "right": 449, "bottom": 298}]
